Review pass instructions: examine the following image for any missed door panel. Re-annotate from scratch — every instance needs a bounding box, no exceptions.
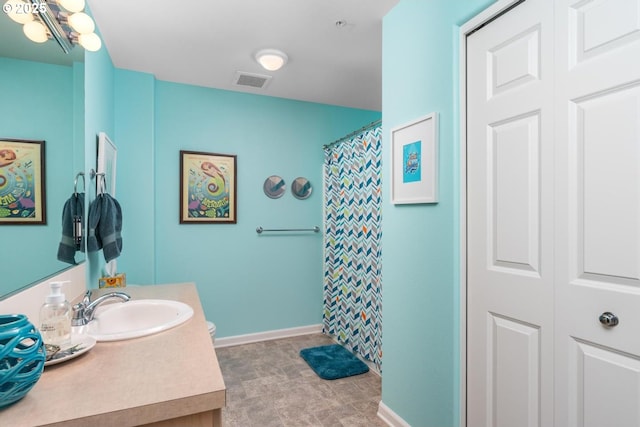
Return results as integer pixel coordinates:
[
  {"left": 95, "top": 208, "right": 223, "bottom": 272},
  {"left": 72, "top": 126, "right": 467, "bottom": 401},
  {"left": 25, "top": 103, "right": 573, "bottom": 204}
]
[
  {"left": 491, "top": 112, "right": 541, "bottom": 274},
  {"left": 489, "top": 25, "right": 542, "bottom": 98},
  {"left": 571, "top": 0, "right": 640, "bottom": 63},
  {"left": 467, "top": 0, "right": 640, "bottom": 426},
  {"left": 488, "top": 314, "right": 541, "bottom": 427},
  {"left": 577, "top": 86, "right": 640, "bottom": 281},
  {"left": 569, "top": 339, "right": 640, "bottom": 427},
  {"left": 467, "top": 1, "right": 554, "bottom": 426},
  {"left": 556, "top": 0, "right": 640, "bottom": 426}
]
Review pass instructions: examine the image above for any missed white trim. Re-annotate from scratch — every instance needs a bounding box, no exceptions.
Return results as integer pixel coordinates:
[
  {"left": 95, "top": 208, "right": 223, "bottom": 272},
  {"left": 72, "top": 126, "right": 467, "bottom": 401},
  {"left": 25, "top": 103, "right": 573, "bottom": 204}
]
[
  {"left": 377, "top": 401, "right": 412, "bottom": 427},
  {"left": 458, "top": 1, "right": 524, "bottom": 426},
  {"left": 214, "top": 324, "right": 323, "bottom": 348}
]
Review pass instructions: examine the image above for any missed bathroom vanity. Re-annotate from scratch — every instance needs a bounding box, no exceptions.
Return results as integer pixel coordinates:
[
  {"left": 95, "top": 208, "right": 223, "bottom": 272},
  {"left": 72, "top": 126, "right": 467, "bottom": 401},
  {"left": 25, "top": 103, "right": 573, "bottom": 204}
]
[{"left": 1, "top": 283, "right": 226, "bottom": 427}]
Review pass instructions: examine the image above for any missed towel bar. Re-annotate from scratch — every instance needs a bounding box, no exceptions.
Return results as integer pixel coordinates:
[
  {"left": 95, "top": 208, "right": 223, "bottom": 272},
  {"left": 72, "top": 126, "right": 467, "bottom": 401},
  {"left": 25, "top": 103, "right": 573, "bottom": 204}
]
[{"left": 256, "top": 226, "right": 320, "bottom": 234}]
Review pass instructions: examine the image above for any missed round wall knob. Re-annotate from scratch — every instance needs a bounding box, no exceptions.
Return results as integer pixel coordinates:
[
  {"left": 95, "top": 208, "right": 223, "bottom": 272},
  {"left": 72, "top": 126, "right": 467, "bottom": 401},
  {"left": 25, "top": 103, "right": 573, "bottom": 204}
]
[{"left": 599, "top": 312, "right": 619, "bottom": 327}]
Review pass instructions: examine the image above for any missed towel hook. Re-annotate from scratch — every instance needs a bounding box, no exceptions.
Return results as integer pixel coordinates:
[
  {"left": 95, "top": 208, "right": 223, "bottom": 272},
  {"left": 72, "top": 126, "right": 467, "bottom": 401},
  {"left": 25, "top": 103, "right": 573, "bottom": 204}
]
[
  {"left": 74, "top": 172, "right": 85, "bottom": 196},
  {"left": 96, "top": 173, "right": 107, "bottom": 195}
]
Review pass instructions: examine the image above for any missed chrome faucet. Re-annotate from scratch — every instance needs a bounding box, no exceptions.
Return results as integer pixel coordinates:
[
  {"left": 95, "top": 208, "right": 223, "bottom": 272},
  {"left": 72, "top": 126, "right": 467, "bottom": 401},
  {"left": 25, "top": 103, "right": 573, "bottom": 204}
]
[{"left": 72, "top": 290, "right": 131, "bottom": 326}]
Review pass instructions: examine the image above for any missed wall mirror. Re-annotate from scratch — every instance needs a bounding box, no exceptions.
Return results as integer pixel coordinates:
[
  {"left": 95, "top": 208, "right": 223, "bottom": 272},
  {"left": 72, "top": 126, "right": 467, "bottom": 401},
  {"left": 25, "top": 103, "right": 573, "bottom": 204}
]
[
  {"left": 263, "top": 175, "right": 286, "bottom": 199},
  {"left": 291, "top": 177, "right": 312, "bottom": 200},
  {"left": 0, "top": 19, "right": 85, "bottom": 298}
]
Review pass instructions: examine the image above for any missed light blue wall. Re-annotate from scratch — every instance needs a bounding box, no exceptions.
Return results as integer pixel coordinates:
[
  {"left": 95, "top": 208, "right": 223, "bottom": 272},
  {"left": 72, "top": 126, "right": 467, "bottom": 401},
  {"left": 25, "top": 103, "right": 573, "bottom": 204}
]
[
  {"left": 56, "top": 20, "right": 375, "bottom": 347},
  {"left": 81, "top": 39, "right": 379, "bottom": 338},
  {"left": 84, "top": 43, "right": 115, "bottom": 287},
  {"left": 142, "top": 80, "right": 380, "bottom": 337},
  {"left": 0, "top": 57, "right": 76, "bottom": 295},
  {"left": 73, "top": 62, "right": 85, "bottom": 182},
  {"left": 113, "top": 69, "right": 155, "bottom": 284},
  {"left": 381, "top": 1, "right": 493, "bottom": 426}
]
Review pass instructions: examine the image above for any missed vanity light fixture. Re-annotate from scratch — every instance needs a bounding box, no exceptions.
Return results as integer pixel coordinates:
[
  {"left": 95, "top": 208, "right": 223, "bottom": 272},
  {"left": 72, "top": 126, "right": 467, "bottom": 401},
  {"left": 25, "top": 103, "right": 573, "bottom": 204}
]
[
  {"left": 22, "top": 18, "right": 48, "bottom": 42},
  {"left": 4, "top": 0, "right": 101, "bottom": 52},
  {"left": 255, "top": 49, "right": 288, "bottom": 71},
  {"left": 66, "top": 10, "right": 94, "bottom": 33},
  {"left": 57, "top": 0, "right": 83, "bottom": 13},
  {"left": 4, "top": 0, "right": 33, "bottom": 23}
]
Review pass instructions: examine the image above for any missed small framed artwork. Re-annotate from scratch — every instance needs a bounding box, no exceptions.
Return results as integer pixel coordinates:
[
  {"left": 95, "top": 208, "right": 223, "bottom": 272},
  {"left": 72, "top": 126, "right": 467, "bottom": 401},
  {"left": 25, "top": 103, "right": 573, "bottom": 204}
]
[
  {"left": 390, "top": 113, "right": 438, "bottom": 204},
  {"left": 0, "top": 138, "right": 46, "bottom": 224},
  {"left": 180, "top": 150, "right": 237, "bottom": 223}
]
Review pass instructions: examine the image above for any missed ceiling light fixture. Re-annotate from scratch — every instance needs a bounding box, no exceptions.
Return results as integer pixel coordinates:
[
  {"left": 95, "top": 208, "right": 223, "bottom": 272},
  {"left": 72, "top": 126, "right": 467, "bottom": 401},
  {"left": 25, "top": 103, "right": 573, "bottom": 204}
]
[
  {"left": 4, "top": 0, "right": 101, "bottom": 53},
  {"left": 255, "top": 49, "right": 288, "bottom": 71}
]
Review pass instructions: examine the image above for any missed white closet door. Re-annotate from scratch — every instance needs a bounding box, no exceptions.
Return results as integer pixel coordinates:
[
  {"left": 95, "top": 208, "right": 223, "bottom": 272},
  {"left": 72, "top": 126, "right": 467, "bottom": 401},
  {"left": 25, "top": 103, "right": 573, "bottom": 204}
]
[
  {"left": 554, "top": 1, "right": 640, "bottom": 426},
  {"left": 467, "top": 0, "right": 640, "bottom": 425},
  {"left": 466, "top": 1, "right": 555, "bottom": 426}
]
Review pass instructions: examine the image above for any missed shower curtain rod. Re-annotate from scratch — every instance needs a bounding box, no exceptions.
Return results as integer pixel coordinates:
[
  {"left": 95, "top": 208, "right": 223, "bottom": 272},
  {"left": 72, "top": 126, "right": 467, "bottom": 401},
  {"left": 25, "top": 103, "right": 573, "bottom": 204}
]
[{"left": 323, "top": 118, "right": 382, "bottom": 149}]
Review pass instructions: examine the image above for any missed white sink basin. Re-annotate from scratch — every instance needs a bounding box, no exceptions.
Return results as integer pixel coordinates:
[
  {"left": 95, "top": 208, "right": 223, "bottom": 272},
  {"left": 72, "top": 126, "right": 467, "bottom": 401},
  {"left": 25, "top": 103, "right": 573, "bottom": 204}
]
[{"left": 84, "top": 299, "right": 194, "bottom": 342}]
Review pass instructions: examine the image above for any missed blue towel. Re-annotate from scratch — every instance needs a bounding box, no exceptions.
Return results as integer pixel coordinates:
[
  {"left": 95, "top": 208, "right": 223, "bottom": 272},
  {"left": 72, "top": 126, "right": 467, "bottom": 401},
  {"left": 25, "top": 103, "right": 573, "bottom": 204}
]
[
  {"left": 87, "top": 193, "right": 123, "bottom": 262},
  {"left": 57, "top": 193, "right": 85, "bottom": 264}
]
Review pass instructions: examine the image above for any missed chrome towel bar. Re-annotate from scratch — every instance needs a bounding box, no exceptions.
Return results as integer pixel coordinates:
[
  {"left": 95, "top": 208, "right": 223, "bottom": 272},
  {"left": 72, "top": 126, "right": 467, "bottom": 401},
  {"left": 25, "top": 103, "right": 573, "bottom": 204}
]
[{"left": 256, "top": 226, "right": 320, "bottom": 234}]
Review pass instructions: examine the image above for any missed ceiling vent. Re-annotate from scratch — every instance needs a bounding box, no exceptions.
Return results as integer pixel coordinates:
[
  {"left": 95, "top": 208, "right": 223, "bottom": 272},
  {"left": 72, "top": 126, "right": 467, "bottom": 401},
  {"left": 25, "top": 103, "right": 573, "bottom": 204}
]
[{"left": 233, "top": 71, "right": 272, "bottom": 89}]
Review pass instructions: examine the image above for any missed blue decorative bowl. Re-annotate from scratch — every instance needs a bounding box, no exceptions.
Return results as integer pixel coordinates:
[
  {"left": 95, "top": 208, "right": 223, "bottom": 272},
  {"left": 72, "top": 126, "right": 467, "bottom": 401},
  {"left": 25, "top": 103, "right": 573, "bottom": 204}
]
[{"left": 0, "top": 314, "right": 46, "bottom": 408}]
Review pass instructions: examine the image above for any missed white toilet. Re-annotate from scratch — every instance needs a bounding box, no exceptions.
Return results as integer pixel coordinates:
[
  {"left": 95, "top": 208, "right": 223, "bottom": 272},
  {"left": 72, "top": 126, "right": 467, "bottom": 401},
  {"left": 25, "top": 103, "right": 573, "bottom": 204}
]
[{"left": 206, "top": 321, "right": 216, "bottom": 345}]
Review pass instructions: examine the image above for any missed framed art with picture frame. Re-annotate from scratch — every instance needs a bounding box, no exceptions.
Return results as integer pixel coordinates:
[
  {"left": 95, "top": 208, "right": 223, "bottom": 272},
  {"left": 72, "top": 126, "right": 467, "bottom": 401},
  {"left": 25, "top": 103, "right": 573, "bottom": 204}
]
[
  {"left": 0, "top": 138, "right": 46, "bottom": 224},
  {"left": 390, "top": 113, "right": 438, "bottom": 204},
  {"left": 179, "top": 150, "right": 237, "bottom": 224}
]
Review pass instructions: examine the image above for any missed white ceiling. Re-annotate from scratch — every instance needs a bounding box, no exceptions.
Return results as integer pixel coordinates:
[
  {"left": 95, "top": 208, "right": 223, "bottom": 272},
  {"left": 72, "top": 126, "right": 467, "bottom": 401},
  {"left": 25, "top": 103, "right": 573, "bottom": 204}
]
[{"left": 86, "top": 0, "right": 398, "bottom": 111}]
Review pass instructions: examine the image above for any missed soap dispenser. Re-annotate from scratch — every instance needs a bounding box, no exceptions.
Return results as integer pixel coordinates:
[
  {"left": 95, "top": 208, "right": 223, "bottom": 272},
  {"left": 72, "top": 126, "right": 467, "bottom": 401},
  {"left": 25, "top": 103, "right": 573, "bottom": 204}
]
[{"left": 39, "top": 281, "right": 72, "bottom": 347}]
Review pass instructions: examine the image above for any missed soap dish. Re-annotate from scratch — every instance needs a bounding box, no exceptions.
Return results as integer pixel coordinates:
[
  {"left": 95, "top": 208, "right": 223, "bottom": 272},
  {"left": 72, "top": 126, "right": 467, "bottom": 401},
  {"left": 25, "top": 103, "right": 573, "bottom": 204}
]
[{"left": 44, "top": 335, "right": 96, "bottom": 366}]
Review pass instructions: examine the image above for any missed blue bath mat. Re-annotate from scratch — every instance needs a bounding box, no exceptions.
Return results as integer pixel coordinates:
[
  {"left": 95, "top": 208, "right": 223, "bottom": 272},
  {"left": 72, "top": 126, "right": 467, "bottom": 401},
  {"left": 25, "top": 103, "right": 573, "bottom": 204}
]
[{"left": 300, "top": 344, "right": 369, "bottom": 380}]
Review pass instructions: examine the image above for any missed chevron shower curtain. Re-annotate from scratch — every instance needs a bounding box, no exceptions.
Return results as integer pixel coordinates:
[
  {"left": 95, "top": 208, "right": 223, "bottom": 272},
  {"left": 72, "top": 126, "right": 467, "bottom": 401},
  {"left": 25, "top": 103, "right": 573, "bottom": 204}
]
[{"left": 323, "top": 125, "right": 383, "bottom": 371}]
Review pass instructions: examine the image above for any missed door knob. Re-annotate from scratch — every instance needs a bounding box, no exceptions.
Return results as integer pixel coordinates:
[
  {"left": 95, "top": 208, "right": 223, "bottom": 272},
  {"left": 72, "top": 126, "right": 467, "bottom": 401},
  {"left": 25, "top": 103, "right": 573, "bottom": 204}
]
[{"left": 599, "top": 312, "right": 619, "bottom": 327}]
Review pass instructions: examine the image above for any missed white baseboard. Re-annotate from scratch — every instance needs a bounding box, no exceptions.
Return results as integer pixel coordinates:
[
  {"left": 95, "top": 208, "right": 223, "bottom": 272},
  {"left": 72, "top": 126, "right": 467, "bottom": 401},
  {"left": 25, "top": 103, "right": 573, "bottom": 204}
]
[
  {"left": 377, "top": 401, "right": 411, "bottom": 427},
  {"left": 214, "top": 324, "right": 323, "bottom": 348}
]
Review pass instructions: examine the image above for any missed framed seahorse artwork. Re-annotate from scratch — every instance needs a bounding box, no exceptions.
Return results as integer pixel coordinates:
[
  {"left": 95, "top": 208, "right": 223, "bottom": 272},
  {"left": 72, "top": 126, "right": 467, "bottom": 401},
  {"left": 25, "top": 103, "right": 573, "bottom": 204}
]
[{"left": 179, "top": 150, "right": 237, "bottom": 224}]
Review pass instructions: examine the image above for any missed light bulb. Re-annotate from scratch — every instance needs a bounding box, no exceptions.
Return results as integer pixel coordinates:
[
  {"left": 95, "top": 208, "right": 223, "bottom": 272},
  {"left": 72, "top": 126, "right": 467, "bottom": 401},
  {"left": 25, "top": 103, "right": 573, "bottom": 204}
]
[
  {"left": 68, "top": 11, "right": 94, "bottom": 34},
  {"left": 5, "top": 0, "right": 34, "bottom": 24},
  {"left": 78, "top": 32, "right": 101, "bottom": 51},
  {"left": 57, "top": 0, "right": 85, "bottom": 13},
  {"left": 255, "top": 49, "right": 288, "bottom": 71},
  {"left": 23, "top": 20, "right": 48, "bottom": 43},
  {"left": 258, "top": 55, "right": 284, "bottom": 71}
]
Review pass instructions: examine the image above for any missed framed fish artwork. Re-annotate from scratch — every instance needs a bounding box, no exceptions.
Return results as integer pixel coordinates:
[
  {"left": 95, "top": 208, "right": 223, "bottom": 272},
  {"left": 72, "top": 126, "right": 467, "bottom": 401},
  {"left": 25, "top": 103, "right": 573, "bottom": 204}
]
[
  {"left": 0, "top": 138, "right": 46, "bottom": 224},
  {"left": 179, "top": 150, "right": 237, "bottom": 224}
]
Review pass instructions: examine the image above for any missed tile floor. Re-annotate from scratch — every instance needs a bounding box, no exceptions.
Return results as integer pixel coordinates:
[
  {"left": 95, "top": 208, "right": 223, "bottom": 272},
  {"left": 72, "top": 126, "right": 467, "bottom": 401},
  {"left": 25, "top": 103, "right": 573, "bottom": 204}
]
[{"left": 216, "top": 333, "right": 387, "bottom": 427}]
